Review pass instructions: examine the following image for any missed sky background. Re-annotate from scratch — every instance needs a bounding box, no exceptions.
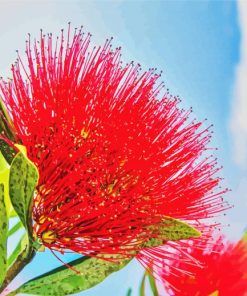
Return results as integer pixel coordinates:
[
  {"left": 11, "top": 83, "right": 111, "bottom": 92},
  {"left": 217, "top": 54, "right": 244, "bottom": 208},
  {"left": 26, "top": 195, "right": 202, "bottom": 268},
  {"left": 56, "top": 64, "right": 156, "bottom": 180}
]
[{"left": 0, "top": 0, "right": 246, "bottom": 295}]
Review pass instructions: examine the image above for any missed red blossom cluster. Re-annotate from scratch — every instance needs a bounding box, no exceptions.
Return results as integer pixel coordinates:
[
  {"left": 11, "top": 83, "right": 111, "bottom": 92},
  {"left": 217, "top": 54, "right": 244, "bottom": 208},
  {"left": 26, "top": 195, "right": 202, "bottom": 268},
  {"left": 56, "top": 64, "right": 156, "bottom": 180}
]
[{"left": 0, "top": 26, "right": 229, "bottom": 267}]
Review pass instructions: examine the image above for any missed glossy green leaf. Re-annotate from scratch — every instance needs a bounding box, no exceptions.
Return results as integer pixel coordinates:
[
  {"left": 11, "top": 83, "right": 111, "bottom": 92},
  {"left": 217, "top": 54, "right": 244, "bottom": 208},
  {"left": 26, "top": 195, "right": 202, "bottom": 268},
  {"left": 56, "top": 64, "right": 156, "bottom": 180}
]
[
  {"left": 0, "top": 184, "right": 8, "bottom": 286},
  {"left": 9, "top": 152, "right": 39, "bottom": 235},
  {"left": 13, "top": 255, "right": 131, "bottom": 295},
  {"left": 143, "top": 217, "right": 201, "bottom": 248},
  {"left": 148, "top": 273, "right": 158, "bottom": 296}
]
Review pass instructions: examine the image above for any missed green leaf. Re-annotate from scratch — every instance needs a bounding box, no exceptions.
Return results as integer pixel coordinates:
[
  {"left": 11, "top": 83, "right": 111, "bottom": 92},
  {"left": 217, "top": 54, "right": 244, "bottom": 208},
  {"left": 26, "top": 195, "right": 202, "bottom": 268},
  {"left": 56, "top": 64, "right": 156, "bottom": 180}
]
[
  {"left": 0, "top": 98, "right": 15, "bottom": 142},
  {"left": 148, "top": 273, "right": 158, "bottom": 296},
  {"left": 143, "top": 217, "right": 201, "bottom": 248},
  {"left": 160, "top": 217, "right": 201, "bottom": 240},
  {"left": 0, "top": 151, "right": 12, "bottom": 215},
  {"left": 13, "top": 255, "right": 131, "bottom": 295},
  {"left": 6, "top": 151, "right": 38, "bottom": 284},
  {"left": 139, "top": 271, "right": 147, "bottom": 296},
  {"left": 7, "top": 215, "right": 199, "bottom": 295},
  {"left": 9, "top": 208, "right": 17, "bottom": 218},
  {"left": 9, "top": 152, "right": 39, "bottom": 236},
  {"left": 8, "top": 221, "right": 23, "bottom": 237},
  {"left": 7, "top": 233, "right": 27, "bottom": 268},
  {"left": 0, "top": 184, "right": 8, "bottom": 286},
  {"left": 0, "top": 150, "right": 9, "bottom": 172},
  {"left": 0, "top": 140, "right": 16, "bottom": 165},
  {"left": 126, "top": 288, "right": 132, "bottom": 296}
]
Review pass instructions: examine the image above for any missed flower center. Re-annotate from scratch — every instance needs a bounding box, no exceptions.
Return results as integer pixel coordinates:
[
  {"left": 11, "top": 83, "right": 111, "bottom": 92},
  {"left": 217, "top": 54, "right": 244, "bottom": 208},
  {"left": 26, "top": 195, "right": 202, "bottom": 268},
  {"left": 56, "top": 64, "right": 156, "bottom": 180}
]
[{"left": 41, "top": 230, "right": 56, "bottom": 244}]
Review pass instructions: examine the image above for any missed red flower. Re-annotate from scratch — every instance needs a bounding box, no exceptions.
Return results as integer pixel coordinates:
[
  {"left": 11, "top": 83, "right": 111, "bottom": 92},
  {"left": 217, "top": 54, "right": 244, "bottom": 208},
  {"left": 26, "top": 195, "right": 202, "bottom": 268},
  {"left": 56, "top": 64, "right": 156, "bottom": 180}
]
[
  {"left": 160, "top": 237, "right": 247, "bottom": 296},
  {"left": 0, "top": 26, "right": 228, "bottom": 261}
]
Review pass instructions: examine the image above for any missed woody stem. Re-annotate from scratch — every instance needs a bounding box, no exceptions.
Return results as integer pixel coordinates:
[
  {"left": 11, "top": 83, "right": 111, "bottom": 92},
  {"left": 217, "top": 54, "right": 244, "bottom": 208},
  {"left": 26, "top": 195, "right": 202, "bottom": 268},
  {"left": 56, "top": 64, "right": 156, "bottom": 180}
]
[{"left": 0, "top": 246, "right": 35, "bottom": 295}]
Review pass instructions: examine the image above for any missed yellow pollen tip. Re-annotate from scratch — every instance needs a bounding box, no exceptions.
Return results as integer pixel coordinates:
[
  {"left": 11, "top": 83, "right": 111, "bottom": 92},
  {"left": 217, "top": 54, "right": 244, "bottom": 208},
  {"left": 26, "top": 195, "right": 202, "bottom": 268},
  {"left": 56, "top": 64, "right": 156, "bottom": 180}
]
[
  {"left": 63, "top": 237, "right": 71, "bottom": 242},
  {"left": 120, "top": 159, "right": 127, "bottom": 167},
  {"left": 38, "top": 215, "right": 46, "bottom": 224},
  {"left": 81, "top": 127, "right": 90, "bottom": 139}
]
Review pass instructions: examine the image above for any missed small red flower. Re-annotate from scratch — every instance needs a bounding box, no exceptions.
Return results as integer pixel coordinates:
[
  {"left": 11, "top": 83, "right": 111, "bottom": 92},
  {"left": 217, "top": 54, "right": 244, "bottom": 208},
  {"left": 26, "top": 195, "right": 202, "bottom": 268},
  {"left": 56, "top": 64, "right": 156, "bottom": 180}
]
[
  {"left": 0, "top": 26, "right": 228, "bottom": 262},
  {"left": 160, "top": 237, "right": 247, "bottom": 296}
]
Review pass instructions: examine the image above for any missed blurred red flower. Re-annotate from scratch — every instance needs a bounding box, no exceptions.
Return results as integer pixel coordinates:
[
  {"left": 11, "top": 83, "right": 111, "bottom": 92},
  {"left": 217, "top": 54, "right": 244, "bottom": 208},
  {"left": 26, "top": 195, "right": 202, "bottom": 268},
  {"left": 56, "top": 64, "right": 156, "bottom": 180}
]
[
  {"left": 160, "top": 236, "right": 247, "bottom": 296},
  {"left": 0, "top": 26, "right": 229, "bottom": 264}
]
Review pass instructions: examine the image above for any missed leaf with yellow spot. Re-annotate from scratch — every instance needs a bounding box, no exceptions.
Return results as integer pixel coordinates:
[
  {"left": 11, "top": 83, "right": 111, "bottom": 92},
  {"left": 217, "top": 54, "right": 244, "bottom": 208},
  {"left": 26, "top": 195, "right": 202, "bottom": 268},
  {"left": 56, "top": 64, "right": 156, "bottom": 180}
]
[{"left": 14, "top": 144, "right": 27, "bottom": 156}]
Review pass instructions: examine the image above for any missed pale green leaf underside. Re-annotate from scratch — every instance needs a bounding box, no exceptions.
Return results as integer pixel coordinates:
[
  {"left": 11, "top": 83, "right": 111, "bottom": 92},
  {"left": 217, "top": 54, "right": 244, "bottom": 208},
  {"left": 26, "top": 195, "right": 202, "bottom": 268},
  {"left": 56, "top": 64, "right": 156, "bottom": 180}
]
[
  {"left": 0, "top": 184, "right": 8, "bottom": 286},
  {"left": 14, "top": 255, "right": 131, "bottom": 295},
  {"left": 9, "top": 152, "right": 39, "bottom": 235}
]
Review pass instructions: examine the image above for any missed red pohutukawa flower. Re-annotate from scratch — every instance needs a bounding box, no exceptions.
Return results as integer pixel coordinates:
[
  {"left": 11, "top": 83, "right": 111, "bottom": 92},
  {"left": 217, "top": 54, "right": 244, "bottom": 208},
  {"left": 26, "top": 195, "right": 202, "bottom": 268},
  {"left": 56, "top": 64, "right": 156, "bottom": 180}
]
[
  {"left": 0, "top": 26, "right": 229, "bottom": 261},
  {"left": 160, "top": 237, "right": 247, "bottom": 296}
]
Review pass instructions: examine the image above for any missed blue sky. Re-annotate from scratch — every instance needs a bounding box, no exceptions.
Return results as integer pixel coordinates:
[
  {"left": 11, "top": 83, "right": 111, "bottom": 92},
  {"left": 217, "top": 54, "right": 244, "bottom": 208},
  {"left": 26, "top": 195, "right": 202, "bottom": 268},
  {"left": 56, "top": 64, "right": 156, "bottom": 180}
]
[{"left": 0, "top": 1, "right": 246, "bottom": 295}]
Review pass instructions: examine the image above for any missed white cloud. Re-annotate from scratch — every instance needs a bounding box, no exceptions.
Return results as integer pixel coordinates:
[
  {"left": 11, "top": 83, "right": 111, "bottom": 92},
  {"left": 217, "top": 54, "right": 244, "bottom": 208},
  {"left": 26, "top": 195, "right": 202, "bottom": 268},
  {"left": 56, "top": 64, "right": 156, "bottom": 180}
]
[{"left": 230, "top": 0, "right": 247, "bottom": 169}]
